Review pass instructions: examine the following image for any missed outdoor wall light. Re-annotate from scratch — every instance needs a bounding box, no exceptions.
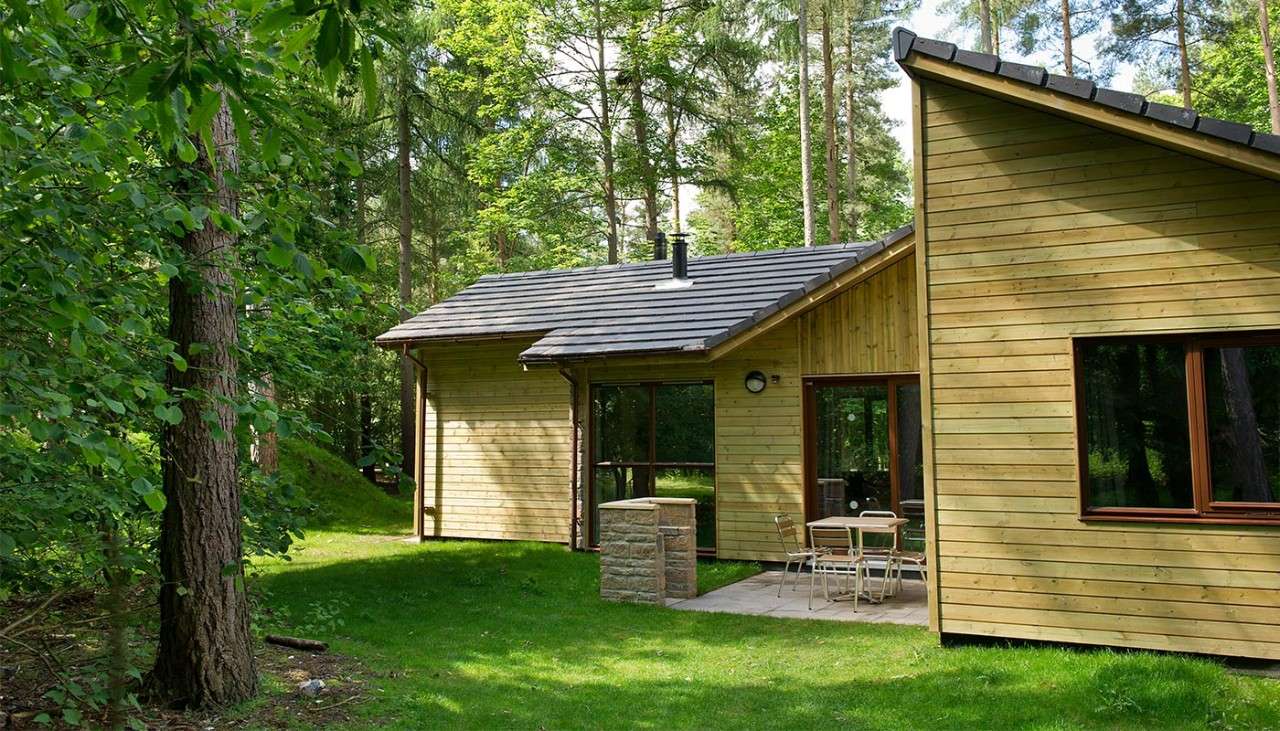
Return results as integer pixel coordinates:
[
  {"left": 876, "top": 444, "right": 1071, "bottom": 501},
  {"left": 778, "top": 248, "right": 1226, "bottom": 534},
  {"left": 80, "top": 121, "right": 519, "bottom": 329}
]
[{"left": 744, "top": 370, "right": 767, "bottom": 394}]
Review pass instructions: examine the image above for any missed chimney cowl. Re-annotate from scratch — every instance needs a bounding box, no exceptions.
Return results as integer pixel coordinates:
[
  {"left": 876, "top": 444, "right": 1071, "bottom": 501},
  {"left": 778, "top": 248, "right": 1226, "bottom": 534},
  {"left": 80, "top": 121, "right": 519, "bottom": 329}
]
[
  {"left": 655, "top": 232, "right": 692, "bottom": 290},
  {"left": 652, "top": 231, "right": 667, "bottom": 261}
]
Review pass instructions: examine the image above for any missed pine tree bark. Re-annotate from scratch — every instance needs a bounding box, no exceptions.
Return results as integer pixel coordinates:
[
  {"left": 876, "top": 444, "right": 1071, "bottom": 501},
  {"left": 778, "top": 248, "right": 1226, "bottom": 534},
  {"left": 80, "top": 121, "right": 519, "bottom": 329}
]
[
  {"left": 843, "top": 22, "right": 858, "bottom": 236},
  {"left": 1061, "top": 0, "right": 1073, "bottom": 75},
  {"left": 979, "top": 0, "right": 993, "bottom": 53},
  {"left": 820, "top": 0, "right": 839, "bottom": 244},
  {"left": 1218, "top": 348, "right": 1272, "bottom": 502},
  {"left": 666, "top": 95, "right": 681, "bottom": 233},
  {"left": 797, "top": 0, "right": 816, "bottom": 248},
  {"left": 594, "top": 0, "right": 620, "bottom": 263},
  {"left": 151, "top": 87, "right": 257, "bottom": 708},
  {"left": 629, "top": 72, "right": 659, "bottom": 241},
  {"left": 252, "top": 375, "right": 277, "bottom": 473},
  {"left": 1261, "top": 0, "right": 1280, "bottom": 133},
  {"left": 397, "top": 78, "right": 415, "bottom": 479},
  {"left": 1176, "top": 0, "right": 1192, "bottom": 108}
]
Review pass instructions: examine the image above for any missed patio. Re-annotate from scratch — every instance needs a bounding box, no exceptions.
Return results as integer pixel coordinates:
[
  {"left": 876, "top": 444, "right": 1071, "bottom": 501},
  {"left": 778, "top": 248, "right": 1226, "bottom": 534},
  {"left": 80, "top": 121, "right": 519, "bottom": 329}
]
[{"left": 669, "top": 569, "right": 929, "bottom": 626}]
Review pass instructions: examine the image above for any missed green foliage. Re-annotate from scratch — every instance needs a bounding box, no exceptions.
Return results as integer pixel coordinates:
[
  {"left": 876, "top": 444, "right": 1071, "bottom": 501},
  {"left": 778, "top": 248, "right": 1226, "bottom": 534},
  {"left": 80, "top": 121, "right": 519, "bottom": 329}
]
[{"left": 1192, "top": 1, "right": 1279, "bottom": 131}]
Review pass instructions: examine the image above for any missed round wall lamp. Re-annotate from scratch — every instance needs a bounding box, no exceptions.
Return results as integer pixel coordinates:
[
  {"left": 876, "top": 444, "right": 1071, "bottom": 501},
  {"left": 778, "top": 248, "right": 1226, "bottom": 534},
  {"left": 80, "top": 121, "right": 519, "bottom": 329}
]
[{"left": 744, "top": 370, "right": 767, "bottom": 394}]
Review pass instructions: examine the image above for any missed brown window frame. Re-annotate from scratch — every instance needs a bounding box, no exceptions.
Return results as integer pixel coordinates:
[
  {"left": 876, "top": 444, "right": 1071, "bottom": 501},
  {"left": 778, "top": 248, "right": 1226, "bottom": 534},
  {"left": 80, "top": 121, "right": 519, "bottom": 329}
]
[
  {"left": 1074, "top": 330, "right": 1280, "bottom": 525},
  {"left": 586, "top": 380, "right": 716, "bottom": 552}
]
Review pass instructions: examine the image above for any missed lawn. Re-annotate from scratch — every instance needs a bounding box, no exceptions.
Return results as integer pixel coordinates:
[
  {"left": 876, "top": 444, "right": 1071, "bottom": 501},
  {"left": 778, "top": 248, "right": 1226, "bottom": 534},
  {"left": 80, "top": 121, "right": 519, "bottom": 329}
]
[{"left": 253, "top": 445, "right": 1280, "bottom": 729}]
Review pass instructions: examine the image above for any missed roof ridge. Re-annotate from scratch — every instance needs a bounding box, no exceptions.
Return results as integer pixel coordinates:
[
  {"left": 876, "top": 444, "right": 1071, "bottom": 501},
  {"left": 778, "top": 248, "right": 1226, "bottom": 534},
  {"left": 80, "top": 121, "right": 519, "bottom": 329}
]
[
  {"left": 474, "top": 236, "right": 889, "bottom": 282},
  {"left": 892, "top": 27, "right": 1280, "bottom": 158}
]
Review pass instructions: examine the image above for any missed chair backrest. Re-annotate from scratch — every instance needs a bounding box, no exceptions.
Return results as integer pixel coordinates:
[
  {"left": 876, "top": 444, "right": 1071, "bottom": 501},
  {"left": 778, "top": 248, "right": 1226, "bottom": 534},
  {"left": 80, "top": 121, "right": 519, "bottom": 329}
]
[
  {"left": 808, "top": 525, "right": 860, "bottom": 557},
  {"left": 774, "top": 514, "right": 802, "bottom": 554},
  {"left": 859, "top": 510, "right": 900, "bottom": 548}
]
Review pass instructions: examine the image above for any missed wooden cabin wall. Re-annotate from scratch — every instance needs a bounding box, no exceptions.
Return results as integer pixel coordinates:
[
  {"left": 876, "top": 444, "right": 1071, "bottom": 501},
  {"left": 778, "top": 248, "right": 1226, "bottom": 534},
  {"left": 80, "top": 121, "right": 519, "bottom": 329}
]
[
  {"left": 917, "top": 81, "right": 1280, "bottom": 659},
  {"left": 420, "top": 340, "right": 573, "bottom": 542},
  {"left": 799, "top": 254, "right": 919, "bottom": 375}
]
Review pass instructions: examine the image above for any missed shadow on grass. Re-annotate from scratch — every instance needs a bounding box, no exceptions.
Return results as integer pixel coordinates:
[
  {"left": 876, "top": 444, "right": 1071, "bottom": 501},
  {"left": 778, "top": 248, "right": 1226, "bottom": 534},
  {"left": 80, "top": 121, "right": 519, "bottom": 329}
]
[{"left": 258, "top": 539, "right": 1280, "bottom": 730}]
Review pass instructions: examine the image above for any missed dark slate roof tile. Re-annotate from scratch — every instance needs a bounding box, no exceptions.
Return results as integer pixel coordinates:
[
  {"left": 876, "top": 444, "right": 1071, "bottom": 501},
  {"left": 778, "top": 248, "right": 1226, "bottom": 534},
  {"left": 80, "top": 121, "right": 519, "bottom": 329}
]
[
  {"left": 1045, "top": 73, "right": 1095, "bottom": 100},
  {"left": 1196, "top": 116, "right": 1254, "bottom": 145},
  {"left": 997, "top": 60, "right": 1047, "bottom": 86},
  {"left": 954, "top": 49, "right": 998, "bottom": 73},
  {"left": 913, "top": 37, "right": 956, "bottom": 61},
  {"left": 1253, "top": 133, "right": 1280, "bottom": 154},
  {"left": 1094, "top": 87, "right": 1146, "bottom": 114},
  {"left": 1144, "top": 101, "right": 1197, "bottom": 128},
  {"left": 892, "top": 27, "right": 916, "bottom": 61},
  {"left": 376, "top": 226, "right": 914, "bottom": 362}
]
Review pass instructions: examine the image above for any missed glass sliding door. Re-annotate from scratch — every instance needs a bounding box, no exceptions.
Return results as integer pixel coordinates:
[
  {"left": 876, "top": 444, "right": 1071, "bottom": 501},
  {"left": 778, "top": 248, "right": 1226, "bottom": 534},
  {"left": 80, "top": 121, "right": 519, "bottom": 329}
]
[
  {"left": 590, "top": 382, "right": 715, "bottom": 551},
  {"left": 807, "top": 376, "right": 924, "bottom": 550}
]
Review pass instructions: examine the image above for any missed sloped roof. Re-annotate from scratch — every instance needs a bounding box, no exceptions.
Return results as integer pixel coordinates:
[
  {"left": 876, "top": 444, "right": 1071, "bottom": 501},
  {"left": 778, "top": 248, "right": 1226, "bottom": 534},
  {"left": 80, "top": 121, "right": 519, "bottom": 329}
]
[
  {"left": 376, "top": 225, "right": 914, "bottom": 363},
  {"left": 893, "top": 27, "right": 1280, "bottom": 158}
]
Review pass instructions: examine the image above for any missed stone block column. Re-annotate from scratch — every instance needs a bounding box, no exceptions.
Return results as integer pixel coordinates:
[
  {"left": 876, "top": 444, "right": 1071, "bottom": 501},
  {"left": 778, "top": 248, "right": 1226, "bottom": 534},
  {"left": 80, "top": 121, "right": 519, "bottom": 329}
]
[{"left": 598, "top": 497, "right": 697, "bottom": 604}]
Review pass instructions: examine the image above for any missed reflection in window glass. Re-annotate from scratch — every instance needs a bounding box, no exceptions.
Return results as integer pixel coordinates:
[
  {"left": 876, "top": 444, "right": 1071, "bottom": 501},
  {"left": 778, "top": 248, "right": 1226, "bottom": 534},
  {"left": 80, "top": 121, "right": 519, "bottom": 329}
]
[
  {"left": 895, "top": 383, "right": 925, "bottom": 551},
  {"left": 655, "top": 384, "right": 714, "bottom": 463},
  {"left": 1081, "top": 341, "right": 1193, "bottom": 509},
  {"left": 655, "top": 467, "right": 715, "bottom": 549},
  {"left": 590, "top": 466, "right": 652, "bottom": 544},
  {"left": 1205, "top": 345, "right": 1280, "bottom": 504},
  {"left": 592, "top": 385, "right": 650, "bottom": 463},
  {"left": 814, "top": 384, "right": 891, "bottom": 518}
]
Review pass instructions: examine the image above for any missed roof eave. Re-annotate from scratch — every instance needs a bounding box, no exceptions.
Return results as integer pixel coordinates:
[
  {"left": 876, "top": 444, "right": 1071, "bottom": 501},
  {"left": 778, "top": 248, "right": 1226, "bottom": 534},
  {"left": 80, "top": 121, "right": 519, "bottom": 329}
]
[{"left": 893, "top": 27, "right": 1280, "bottom": 182}]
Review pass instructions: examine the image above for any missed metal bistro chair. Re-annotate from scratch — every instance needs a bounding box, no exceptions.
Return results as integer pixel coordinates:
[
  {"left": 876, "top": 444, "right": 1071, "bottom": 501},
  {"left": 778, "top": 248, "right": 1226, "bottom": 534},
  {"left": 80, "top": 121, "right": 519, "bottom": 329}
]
[
  {"left": 808, "top": 524, "right": 867, "bottom": 611},
  {"left": 773, "top": 514, "right": 825, "bottom": 597},
  {"left": 859, "top": 510, "right": 902, "bottom": 602}
]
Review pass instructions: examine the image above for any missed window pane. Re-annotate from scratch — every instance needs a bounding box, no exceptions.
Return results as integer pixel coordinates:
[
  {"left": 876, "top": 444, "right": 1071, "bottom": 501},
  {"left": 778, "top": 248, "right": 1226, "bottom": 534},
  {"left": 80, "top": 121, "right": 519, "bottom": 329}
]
[
  {"left": 895, "top": 383, "right": 925, "bottom": 551},
  {"left": 592, "top": 385, "right": 650, "bottom": 463},
  {"left": 1081, "top": 341, "right": 1193, "bottom": 509},
  {"left": 1205, "top": 345, "right": 1280, "bottom": 504},
  {"left": 655, "top": 467, "right": 715, "bottom": 550},
  {"left": 814, "top": 384, "right": 891, "bottom": 518},
  {"left": 591, "top": 466, "right": 652, "bottom": 544},
  {"left": 655, "top": 383, "right": 714, "bottom": 463}
]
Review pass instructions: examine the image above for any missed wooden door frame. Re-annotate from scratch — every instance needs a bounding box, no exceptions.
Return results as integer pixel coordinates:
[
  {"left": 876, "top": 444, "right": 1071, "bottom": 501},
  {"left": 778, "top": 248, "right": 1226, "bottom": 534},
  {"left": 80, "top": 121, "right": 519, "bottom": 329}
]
[{"left": 802, "top": 373, "right": 922, "bottom": 525}]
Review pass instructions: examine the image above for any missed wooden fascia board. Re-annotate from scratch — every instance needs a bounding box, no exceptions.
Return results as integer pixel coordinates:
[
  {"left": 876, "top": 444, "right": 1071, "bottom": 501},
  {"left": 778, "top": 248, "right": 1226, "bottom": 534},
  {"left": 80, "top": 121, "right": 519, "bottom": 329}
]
[
  {"left": 705, "top": 233, "right": 916, "bottom": 361},
  {"left": 902, "top": 55, "right": 1280, "bottom": 182}
]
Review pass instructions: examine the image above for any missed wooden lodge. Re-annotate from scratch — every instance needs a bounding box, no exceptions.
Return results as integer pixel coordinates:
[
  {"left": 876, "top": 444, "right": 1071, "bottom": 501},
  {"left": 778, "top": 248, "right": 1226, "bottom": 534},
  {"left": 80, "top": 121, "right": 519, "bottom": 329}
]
[{"left": 377, "top": 28, "right": 1280, "bottom": 661}]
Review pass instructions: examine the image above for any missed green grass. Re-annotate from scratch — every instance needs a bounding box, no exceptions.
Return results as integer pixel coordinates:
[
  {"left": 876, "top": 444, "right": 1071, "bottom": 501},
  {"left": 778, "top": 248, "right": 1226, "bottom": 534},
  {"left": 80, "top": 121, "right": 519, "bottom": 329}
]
[
  {"left": 253, "top": 445, "right": 1280, "bottom": 729},
  {"left": 279, "top": 438, "right": 410, "bottom": 534}
]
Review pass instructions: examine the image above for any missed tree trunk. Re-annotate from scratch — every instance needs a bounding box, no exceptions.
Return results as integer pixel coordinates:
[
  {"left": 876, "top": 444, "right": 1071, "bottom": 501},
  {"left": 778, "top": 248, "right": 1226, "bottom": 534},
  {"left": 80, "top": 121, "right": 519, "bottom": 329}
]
[
  {"left": 1261, "top": 0, "right": 1280, "bottom": 133},
  {"left": 842, "top": 20, "right": 858, "bottom": 236},
  {"left": 360, "top": 392, "right": 377, "bottom": 485},
  {"left": 630, "top": 73, "right": 659, "bottom": 241},
  {"left": 251, "top": 374, "right": 278, "bottom": 474},
  {"left": 397, "top": 79, "right": 415, "bottom": 479},
  {"left": 820, "top": 1, "right": 839, "bottom": 244},
  {"left": 594, "top": 0, "right": 620, "bottom": 263},
  {"left": 151, "top": 87, "right": 257, "bottom": 708},
  {"left": 797, "top": 0, "right": 816, "bottom": 248},
  {"left": 1176, "top": 0, "right": 1192, "bottom": 109},
  {"left": 979, "top": 0, "right": 993, "bottom": 54},
  {"left": 666, "top": 95, "right": 681, "bottom": 233},
  {"left": 1061, "top": 0, "right": 1073, "bottom": 75},
  {"left": 1218, "top": 348, "right": 1272, "bottom": 502}
]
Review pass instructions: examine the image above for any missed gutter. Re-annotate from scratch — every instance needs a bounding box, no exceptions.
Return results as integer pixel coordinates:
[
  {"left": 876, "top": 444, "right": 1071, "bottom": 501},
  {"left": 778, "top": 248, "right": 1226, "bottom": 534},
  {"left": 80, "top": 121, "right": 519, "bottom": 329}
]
[{"left": 558, "top": 366, "right": 582, "bottom": 551}]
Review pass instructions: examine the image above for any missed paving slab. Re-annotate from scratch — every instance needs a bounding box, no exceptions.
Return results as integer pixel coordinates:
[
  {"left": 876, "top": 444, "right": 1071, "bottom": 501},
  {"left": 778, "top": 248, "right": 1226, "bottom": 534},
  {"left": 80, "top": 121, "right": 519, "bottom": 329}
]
[{"left": 669, "top": 570, "right": 929, "bottom": 626}]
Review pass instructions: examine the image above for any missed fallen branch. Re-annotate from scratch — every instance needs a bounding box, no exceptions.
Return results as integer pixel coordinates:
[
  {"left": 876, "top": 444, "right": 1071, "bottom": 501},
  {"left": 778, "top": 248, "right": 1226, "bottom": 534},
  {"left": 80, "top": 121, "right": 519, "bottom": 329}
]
[
  {"left": 265, "top": 635, "right": 328, "bottom": 652},
  {"left": 309, "top": 695, "right": 360, "bottom": 712}
]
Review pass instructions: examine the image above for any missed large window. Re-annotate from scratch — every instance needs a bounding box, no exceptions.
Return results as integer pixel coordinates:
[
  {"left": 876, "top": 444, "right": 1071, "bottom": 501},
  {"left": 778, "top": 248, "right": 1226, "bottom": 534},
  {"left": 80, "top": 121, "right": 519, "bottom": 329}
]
[
  {"left": 1076, "top": 332, "right": 1280, "bottom": 522},
  {"left": 590, "top": 382, "right": 715, "bottom": 550}
]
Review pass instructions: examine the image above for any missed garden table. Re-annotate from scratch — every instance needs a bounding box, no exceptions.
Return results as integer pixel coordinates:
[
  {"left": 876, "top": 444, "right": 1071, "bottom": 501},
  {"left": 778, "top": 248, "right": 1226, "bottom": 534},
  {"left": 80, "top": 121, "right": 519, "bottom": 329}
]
[{"left": 806, "top": 515, "right": 908, "bottom": 604}]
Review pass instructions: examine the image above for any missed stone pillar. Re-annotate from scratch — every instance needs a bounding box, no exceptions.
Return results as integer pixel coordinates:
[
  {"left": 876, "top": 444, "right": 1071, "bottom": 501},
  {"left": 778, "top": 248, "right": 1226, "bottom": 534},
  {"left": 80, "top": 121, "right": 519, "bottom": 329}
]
[
  {"left": 598, "top": 501, "right": 665, "bottom": 604},
  {"left": 598, "top": 497, "right": 697, "bottom": 604},
  {"left": 656, "top": 501, "right": 697, "bottom": 599}
]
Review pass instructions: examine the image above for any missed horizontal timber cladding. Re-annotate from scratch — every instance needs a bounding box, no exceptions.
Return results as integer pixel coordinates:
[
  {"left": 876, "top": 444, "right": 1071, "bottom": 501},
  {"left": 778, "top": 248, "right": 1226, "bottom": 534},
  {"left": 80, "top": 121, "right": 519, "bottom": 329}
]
[
  {"left": 578, "top": 321, "right": 805, "bottom": 562},
  {"left": 421, "top": 339, "right": 573, "bottom": 543},
  {"left": 798, "top": 254, "right": 919, "bottom": 375},
  {"left": 919, "top": 80, "right": 1280, "bottom": 659}
]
